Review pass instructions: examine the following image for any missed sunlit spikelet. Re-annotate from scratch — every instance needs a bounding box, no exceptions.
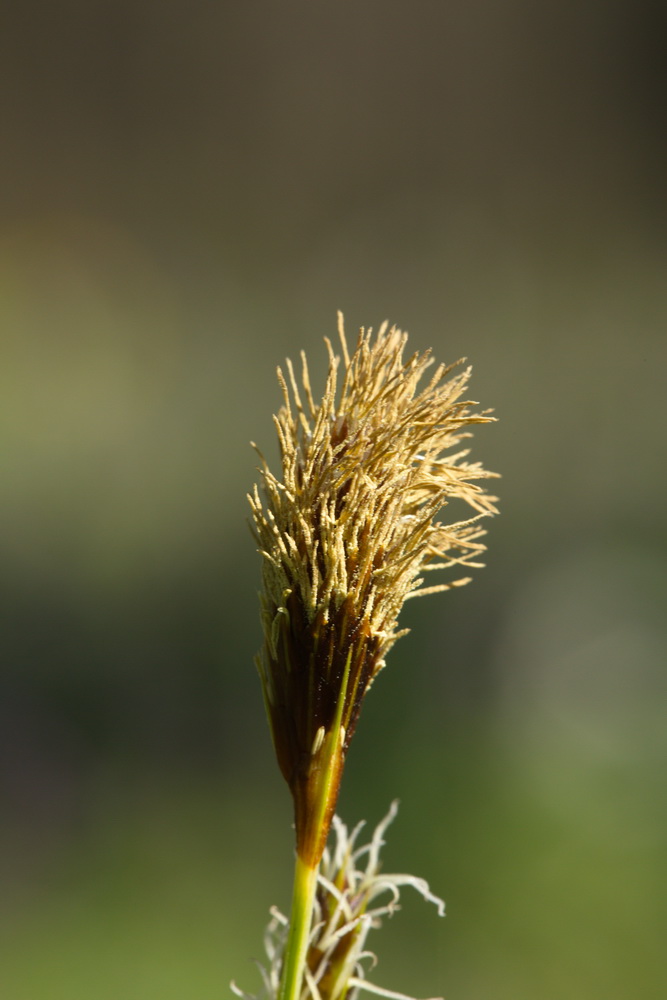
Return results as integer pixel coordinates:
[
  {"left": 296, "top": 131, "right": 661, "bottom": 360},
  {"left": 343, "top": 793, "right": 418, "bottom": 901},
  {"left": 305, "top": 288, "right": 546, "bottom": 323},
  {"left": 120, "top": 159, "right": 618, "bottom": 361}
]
[{"left": 248, "top": 315, "right": 498, "bottom": 864}]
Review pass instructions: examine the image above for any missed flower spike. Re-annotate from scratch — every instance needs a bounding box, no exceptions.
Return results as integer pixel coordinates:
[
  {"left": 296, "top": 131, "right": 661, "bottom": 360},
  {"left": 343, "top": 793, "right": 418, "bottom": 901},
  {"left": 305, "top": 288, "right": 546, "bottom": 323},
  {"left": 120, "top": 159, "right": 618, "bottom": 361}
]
[{"left": 249, "top": 315, "right": 498, "bottom": 867}]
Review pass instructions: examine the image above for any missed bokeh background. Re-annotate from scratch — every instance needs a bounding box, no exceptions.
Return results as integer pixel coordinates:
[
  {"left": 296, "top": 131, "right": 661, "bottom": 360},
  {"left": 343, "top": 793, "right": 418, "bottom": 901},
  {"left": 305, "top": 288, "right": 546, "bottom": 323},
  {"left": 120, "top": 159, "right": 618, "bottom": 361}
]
[{"left": 1, "top": 2, "right": 666, "bottom": 999}]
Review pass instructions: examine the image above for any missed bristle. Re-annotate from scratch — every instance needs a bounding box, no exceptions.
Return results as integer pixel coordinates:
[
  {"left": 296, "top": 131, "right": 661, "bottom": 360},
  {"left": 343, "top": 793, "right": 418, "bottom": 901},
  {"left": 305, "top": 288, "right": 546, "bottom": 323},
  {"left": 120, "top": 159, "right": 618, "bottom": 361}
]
[{"left": 233, "top": 802, "right": 445, "bottom": 1000}]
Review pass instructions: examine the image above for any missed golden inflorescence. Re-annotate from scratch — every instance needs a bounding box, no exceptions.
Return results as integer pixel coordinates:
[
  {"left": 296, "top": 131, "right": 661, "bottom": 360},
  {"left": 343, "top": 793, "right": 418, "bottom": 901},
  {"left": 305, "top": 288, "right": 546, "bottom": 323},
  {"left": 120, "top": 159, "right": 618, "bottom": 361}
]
[{"left": 249, "top": 315, "right": 498, "bottom": 865}]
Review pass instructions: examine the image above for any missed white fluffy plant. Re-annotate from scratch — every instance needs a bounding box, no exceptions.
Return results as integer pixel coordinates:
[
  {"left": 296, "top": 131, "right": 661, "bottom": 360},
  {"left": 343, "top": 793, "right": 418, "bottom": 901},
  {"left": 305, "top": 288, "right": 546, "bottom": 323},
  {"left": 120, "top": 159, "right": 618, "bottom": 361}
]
[{"left": 232, "top": 802, "right": 446, "bottom": 1000}]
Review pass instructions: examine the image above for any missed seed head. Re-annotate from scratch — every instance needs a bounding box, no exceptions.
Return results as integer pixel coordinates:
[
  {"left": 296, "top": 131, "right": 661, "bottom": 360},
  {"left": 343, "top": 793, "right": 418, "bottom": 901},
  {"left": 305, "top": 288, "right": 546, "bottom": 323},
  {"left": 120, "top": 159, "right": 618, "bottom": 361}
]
[{"left": 248, "top": 315, "right": 498, "bottom": 865}]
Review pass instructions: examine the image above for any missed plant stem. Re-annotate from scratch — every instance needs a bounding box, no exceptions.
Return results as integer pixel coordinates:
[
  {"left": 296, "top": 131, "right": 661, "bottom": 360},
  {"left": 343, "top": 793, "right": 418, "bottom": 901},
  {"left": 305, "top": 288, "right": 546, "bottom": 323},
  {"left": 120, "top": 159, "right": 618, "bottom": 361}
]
[
  {"left": 278, "top": 852, "right": 319, "bottom": 1000},
  {"left": 279, "top": 655, "right": 353, "bottom": 1000}
]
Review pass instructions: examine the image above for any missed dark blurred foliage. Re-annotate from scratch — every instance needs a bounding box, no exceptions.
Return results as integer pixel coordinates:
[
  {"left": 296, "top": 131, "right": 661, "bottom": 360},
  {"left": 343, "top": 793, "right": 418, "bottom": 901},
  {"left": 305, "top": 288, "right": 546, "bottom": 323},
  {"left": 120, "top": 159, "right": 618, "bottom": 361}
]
[{"left": 1, "top": 3, "right": 666, "bottom": 998}]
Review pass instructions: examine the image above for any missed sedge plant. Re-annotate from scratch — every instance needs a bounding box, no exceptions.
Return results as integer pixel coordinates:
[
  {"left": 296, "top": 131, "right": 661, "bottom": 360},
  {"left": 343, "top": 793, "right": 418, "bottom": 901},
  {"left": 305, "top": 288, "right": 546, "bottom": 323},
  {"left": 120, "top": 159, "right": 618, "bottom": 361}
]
[{"left": 236, "top": 315, "right": 498, "bottom": 1000}]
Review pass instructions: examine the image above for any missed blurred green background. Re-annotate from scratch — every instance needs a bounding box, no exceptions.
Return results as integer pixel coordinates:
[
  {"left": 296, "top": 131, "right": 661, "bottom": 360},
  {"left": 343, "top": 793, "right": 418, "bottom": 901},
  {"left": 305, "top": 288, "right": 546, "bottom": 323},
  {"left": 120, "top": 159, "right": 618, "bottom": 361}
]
[{"left": 1, "top": 2, "right": 666, "bottom": 998}]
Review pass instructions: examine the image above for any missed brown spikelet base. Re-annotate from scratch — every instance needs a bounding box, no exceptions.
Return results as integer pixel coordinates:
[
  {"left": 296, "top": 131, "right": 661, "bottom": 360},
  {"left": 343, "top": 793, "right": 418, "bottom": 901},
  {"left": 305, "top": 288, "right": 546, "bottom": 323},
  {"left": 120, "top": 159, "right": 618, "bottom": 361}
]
[{"left": 264, "top": 588, "right": 383, "bottom": 865}]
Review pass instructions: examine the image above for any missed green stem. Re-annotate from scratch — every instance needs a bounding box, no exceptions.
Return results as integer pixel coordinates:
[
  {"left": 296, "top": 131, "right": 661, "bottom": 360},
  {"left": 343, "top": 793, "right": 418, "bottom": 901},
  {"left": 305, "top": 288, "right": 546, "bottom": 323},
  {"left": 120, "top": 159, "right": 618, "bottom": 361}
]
[
  {"left": 278, "top": 852, "right": 319, "bottom": 1000},
  {"left": 279, "top": 651, "right": 354, "bottom": 1000}
]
